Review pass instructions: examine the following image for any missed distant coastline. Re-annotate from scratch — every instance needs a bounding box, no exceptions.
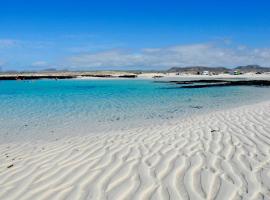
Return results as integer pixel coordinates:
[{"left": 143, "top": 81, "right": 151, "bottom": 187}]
[{"left": 1, "top": 65, "right": 270, "bottom": 81}]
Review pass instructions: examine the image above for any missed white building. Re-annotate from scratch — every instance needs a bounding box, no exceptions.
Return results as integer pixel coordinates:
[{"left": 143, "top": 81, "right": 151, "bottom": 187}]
[{"left": 202, "top": 71, "right": 209, "bottom": 75}]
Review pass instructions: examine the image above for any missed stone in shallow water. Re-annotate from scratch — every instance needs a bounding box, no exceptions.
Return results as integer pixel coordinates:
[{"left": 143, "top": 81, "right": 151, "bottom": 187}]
[{"left": 190, "top": 105, "right": 203, "bottom": 109}]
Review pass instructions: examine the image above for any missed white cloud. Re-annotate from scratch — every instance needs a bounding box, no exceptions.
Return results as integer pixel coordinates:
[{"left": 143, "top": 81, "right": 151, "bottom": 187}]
[
  {"left": 2, "top": 40, "right": 270, "bottom": 70},
  {"left": 66, "top": 43, "right": 270, "bottom": 69},
  {"left": 31, "top": 61, "right": 49, "bottom": 67}
]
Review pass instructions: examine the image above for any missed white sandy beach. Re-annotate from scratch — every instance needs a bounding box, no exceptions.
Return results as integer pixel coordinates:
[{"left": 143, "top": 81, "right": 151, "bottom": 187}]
[
  {"left": 137, "top": 72, "right": 270, "bottom": 80},
  {"left": 0, "top": 101, "right": 270, "bottom": 200}
]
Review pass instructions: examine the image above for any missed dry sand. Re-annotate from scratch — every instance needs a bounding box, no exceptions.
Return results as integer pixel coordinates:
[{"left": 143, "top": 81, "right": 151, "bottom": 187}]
[
  {"left": 0, "top": 101, "right": 270, "bottom": 200},
  {"left": 137, "top": 72, "right": 270, "bottom": 80}
]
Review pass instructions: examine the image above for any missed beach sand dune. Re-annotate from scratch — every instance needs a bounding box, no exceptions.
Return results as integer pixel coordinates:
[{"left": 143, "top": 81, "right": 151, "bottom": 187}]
[{"left": 0, "top": 101, "right": 270, "bottom": 200}]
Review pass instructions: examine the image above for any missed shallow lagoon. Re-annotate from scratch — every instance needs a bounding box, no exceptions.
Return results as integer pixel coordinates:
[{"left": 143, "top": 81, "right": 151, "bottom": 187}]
[{"left": 1, "top": 79, "right": 270, "bottom": 141}]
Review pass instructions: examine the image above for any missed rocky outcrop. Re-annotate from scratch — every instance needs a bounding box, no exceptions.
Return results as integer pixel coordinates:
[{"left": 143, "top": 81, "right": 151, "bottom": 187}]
[{"left": 161, "top": 79, "right": 270, "bottom": 88}]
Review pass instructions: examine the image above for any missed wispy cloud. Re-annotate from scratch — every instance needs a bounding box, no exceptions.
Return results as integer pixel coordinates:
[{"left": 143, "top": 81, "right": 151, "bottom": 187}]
[
  {"left": 0, "top": 59, "right": 6, "bottom": 67},
  {"left": 2, "top": 39, "right": 270, "bottom": 70},
  {"left": 66, "top": 43, "right": 125, "bottom": 53},
  {"left": 66, "top": 43, "right": 270, "bottom": 69},
  {"left": 0, "top": 39, "right": 19, "bottom": 48},
  {"left": 31, "top": 61, "right": 50, "bottom": 68},
  {"left": 62, "top": 33, "right": 97, "bottom": 39},
  {"left": 0, "top": 38, "right": 54, "bottom": 50}
]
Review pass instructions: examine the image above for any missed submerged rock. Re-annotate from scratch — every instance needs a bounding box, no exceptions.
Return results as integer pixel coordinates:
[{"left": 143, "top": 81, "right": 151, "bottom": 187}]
[
  {"left": 160, "top": 79, "right": 270, "bottom": 89},
  {"left": 190, "top": 105, "right": 203, "bottom": 109}
]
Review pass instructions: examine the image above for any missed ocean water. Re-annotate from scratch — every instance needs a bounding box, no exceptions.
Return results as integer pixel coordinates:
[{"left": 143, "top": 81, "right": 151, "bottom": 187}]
[{"left": 1, "top": 79, "right": 270, "bottom": 142}]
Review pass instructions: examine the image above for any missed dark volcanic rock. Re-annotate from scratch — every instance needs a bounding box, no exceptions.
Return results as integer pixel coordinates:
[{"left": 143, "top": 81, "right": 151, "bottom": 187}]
[
  {"left": 190, "top": 105, "right": 203, "bottom": 109},
  {"left": 168, "top": 80, "right": 270, "bottom": 88},
  {"left": 0, "top": 75, "right": 76, "bottom": 80},
  {"left": 118, "top": 75, "right": 137, "bottom": 78},
  {"left": 81, "top": 74, "right": 112, "bottom": 78},
  {"left": 7, "top": 164, "right": 14, "bottom": 169}
]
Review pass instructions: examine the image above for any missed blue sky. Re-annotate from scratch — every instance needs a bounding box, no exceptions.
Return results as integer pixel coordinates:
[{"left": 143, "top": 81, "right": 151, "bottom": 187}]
[{"left": 1, "top": 0, "right": 270, "bottom": 70}]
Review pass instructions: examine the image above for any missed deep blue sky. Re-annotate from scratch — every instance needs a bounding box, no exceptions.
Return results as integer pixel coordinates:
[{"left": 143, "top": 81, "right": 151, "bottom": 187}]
[{"left": 1, "top": 0, "right": 270, "bottom": 70}]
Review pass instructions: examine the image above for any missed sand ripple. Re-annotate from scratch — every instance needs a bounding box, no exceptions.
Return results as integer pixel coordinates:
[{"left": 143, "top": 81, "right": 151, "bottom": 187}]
[{"left": 1, "top": 102, "right": 270, "bottom": 199}]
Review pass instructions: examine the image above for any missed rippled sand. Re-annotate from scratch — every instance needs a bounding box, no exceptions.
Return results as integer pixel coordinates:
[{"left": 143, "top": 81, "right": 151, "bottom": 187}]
[{"left": 1, "top": 101, "right": 270, "bottom": 200}]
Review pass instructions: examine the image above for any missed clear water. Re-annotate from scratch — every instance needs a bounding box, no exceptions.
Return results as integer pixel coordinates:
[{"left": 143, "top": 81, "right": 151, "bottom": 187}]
[{"left": 1, "top": 79, "right": 270, "bottom": 142}]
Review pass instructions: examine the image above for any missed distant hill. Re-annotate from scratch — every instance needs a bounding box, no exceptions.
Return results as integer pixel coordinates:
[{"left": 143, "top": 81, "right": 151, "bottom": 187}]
[
  {"left": 168, "top": 65, "right": 270, "bottom": 74},
  {"left": 41, "top": 68, "right": 58, "bottom": 72},
  {"left": 234, "top": 65, "right": 270, "bottom": 73},
  {"left": 168, "top": 66, "right": 229, "bottom": 74}
]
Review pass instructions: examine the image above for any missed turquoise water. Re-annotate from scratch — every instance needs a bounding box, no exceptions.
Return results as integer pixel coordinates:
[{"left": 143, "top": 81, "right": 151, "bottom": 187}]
[{"left": 1, "top": 79, "right": 270, "bottom": 142}]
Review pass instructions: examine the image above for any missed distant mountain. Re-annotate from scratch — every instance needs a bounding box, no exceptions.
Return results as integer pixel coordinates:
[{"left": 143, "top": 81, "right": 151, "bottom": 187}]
[
  {"left": 41, "top": 68, "right": 58, "bottom": 72},
  {"left": 167, "top": 65, "right": 270, "bottom": 74},
  {"left": 234, "top": 65, "right": 270, "bottom": 73},
  {"left": 168, "top": 66, "right": 229, "bottom": 74}
]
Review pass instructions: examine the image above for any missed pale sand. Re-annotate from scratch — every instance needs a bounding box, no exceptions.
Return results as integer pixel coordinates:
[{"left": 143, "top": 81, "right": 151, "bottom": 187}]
[
  {"left": 0, "top": 101, "right": 270, "bottom": 200},
  {"left": 137, "top": 72, "right": 270, "bottom": 80}
]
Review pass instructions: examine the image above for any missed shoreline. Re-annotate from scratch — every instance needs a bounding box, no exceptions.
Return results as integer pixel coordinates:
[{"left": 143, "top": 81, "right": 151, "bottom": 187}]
[
  {"left": 1, "top": 100, "right": 270, "bottom": 199},
  {"left": 1, "top": 71, "right": 270, "bottom": 81}
]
